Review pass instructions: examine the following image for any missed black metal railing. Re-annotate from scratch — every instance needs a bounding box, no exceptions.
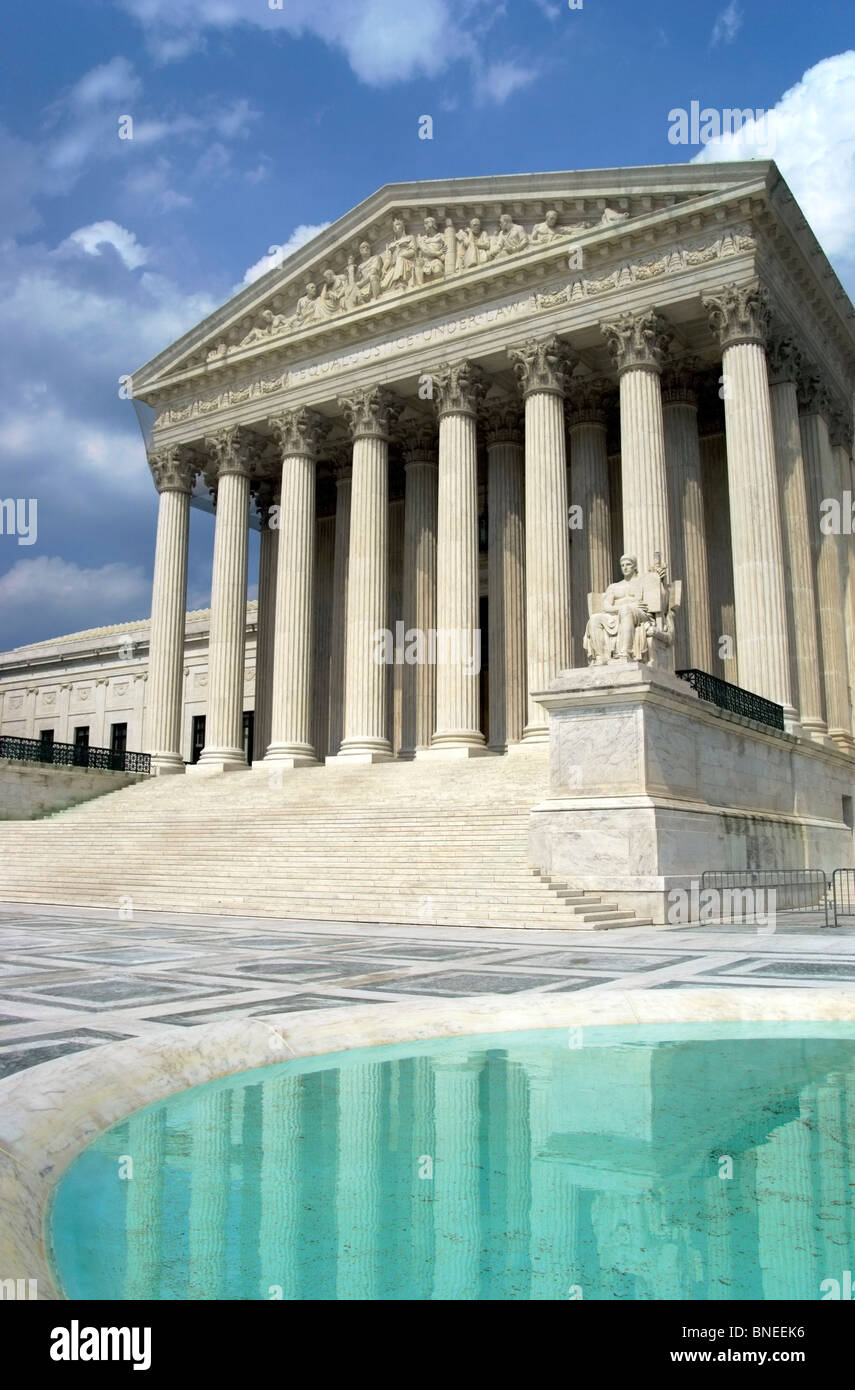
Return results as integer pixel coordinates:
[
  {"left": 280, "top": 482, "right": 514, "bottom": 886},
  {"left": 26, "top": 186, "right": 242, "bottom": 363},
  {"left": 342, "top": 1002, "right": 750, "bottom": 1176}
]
[
  {"left": 701, "top": 869, "right": 831, "bottom": 926},
  {"left": 0, "top": 735, "right": 150, "bottom": 775},
  {"left": 677, "top": 669, "right": 785, "bottom": 731}
]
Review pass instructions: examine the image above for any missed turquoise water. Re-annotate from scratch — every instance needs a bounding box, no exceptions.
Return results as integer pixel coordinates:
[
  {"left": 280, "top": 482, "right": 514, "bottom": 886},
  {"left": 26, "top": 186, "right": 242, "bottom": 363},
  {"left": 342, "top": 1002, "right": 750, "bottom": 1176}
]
[{"left": 49, "top": 1023, "right": 855, "bottom": 1300}]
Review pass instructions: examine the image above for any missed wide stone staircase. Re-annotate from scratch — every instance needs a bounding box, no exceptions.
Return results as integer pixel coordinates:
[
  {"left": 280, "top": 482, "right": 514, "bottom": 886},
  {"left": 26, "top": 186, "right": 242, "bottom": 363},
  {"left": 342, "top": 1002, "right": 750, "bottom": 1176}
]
[{"left": 0, "top": 751, "right": 648, "bottom": 929}]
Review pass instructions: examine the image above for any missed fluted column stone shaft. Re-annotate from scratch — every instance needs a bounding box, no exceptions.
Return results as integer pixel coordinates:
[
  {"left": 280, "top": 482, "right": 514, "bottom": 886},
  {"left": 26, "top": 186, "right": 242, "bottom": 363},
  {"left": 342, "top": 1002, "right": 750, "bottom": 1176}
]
[
  {"left": 767, "top": 340, "right": 826, "bottom": 739},
  {"left": 145, "top": 447, "right": 194, "bottom": 774},
  {"left": 800, "top": 380, "right": 852, "bottom": 748},
  {"left": 313, "top": 514, "right": 336, "bottom": 762},
  {"left": 264, "top": 409, "right": 324, "bottom": 767},
  {"left": 704, "top": 284, "right": 796, "bottom": 723},
  {"left": 662, "top": 368, "right": 713, "bottom": 671},
  {"left": 428, "top": 362, "right": 485, "bottom": 752},
  {"left": 336, "top": 389, "right": 395, "bottom": 761},
  {"left": 252, "top": 480, "right": 279, "bottom": 762},
  {"left": 699, "top": 431, "right": 739, "bottom": 683},
  {"left": 602, "top": 309, "right": 672, "bottom": 573},
  {"left": 486, "top": 403, "right": 526, "bottom": 749},
  {"left": 567, "top": 384, "right": 612, "bottom": 669},
  {"left": 197, "top": 428, "right": 253, "bottom": 769},
  {"left": 508, "top": 337, "right": 572, "bottom": 741},
  {"left": 328, "top": 464, "right": 352, "bottom": 756},
  {"left": 835, "top": 441, "right": 855, "bottom": 740},
  {"left": 401, "top": 437, "right": 438, "bottom": 755}
]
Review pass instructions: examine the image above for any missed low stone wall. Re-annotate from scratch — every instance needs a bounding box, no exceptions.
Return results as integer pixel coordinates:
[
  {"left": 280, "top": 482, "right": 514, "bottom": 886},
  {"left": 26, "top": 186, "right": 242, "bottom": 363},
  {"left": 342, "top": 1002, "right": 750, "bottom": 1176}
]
[
  {"left": 0, "top": 759, "right": 145, "bottom": 820},
  {"left": 530, "top": 663, "right": 855, "bottom": 923}
]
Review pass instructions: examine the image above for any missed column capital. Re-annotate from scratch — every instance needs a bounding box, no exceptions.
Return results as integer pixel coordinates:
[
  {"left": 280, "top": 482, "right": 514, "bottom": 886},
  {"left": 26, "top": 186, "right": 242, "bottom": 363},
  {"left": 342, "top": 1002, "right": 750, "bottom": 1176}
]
[
  {"left": 268, "top": 407, "right": 327, "bottom": 458},
  {"left": 483, "top": 387, "right": 524, "bottom": 446},
  {"left": 797, "top": 366, "right": 833, "bottom": 420},
  {"left": 661, "top": 355, "right": 702, "bottom": 407},
  {"left": 147, "top": 444, "right": 196, "bottom": 494},
  {"left": 204, "top": 425, "right": 263, "bottom": 479},
  {"left": 564, "top": 377, "right": 611, "bottom": 428},
  {"left": 703, "top": 281, "right": 771, "bottom": 349},
  {"left": 829, "top": 409, "right": 854, "bottom": 454},
  {"left": 601, "top": 309, "right": 672, "bottom": 374},
  {"left": 431, "top": 360, "right": 486, "bottom": 417},
  {"left": 251, "top": 477, "right": 279, "bottom": 526},
  {"left": 507, "top": 335, "right": 573, "bottom": 397},
  {"left": 766, "top": 331, "right": 803, "bottom": 386},
  {"left": 398, "top": 408, "right": 439, "bottom": 465},
  {"left": 338, "top": 386, "right": 399, "bottom": 440}
]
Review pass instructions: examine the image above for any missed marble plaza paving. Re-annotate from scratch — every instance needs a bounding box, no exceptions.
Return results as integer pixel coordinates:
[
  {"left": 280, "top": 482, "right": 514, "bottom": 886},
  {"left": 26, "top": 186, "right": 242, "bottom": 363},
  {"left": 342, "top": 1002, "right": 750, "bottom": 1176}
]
[{"left": 2, "top": 901, "right": 855, "bottom": 1080}]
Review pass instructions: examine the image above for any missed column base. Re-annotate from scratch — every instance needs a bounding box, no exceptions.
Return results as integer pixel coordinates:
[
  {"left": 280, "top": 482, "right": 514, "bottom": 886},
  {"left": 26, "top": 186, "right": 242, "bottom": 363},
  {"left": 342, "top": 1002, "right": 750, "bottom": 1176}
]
[
  {"left": 800, "top": 717, "right": 829, "bottom": 745},
  {"left": 188, "top": 749, "right": 248, "bottom": 776},
  {"left": 417, "top": 739, "right": 492, "bottom": 760},
  {"left": 149, "top": 754, "right": 186, "bottom": 776},
  {"left": 828, "top": 729, "right": 855, "bottom": 755},
  {"left": 521, "top": 724, "right": 550, "bottom": 745},
  {"left": 327, "top": 737, "right": 393, "bottom": 765},
  {"left": 261, "top": 743, "right": 318, "bottom": 769}
]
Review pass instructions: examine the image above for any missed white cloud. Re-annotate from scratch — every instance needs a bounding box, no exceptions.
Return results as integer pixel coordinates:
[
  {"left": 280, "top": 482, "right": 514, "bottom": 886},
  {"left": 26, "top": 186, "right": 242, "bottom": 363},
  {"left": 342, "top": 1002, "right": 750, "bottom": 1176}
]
[
  {"left": 240, "top": 222, "right": 332, "bottom": 287},
  {"left": 116, "top": 0, "right": 519, "bottom": 94},
  {"left": 693, "top": 52, "right": 855, "bottom": 268},
  {"left": 711, "top": 1, "right": 742, "bottom": 47},
  {"left": 61, "top": 221, "right": 150, "bottom": 271},
  {"left": 474, "top": 60, "right": 538, "bottom": 106},
  {"left": 0, "top": 556, "right": 151, "bottom": 634}
]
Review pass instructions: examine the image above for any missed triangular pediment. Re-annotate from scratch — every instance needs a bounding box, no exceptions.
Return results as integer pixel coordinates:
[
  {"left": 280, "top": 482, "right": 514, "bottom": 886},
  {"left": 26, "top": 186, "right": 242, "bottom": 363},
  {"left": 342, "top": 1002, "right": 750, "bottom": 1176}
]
[{"left": 132, "top": 162, "right": 776, "bottom": 399}]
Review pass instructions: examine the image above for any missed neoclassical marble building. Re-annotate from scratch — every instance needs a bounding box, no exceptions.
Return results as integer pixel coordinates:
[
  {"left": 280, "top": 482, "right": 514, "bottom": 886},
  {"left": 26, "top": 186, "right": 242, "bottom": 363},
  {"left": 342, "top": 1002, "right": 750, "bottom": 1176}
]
[{"left": 131, "top": 163, "right": 855, "bottom": 777}]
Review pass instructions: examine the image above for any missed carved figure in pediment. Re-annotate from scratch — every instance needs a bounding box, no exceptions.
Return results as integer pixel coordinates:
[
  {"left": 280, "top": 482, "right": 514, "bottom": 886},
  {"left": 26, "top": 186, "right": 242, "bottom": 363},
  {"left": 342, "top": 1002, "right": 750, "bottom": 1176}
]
[
  {"left": 415, "top": 215, "right": 446, "bottom": 286},
  {"left": 456, "top": 217, "right": 491, "bottom": 271},
  {"left": 319, "top": 267, "right": 348, "bottom": 316},
  {"left": 350, "top": 241, "right": 384, "bottom": 305},
  {"left": 207, "top": 342, "right": 228, "bottom": 362},
  {"left": 381, "top": 217, "right": 417, "bottom": 293},
  {"left": 294, "top": 281, "right": 321, "bottom": 325},
  {"left": 531, "top": 209, "right": 564, "bottom": 244},
  {"left": 600, "top": 206, "right": 629, "bottom": 227},
  {"left": 490, "top": 212, "right": 529, "bottom": 259},
  {"left": 262, "top": 308, "right": 290, "bottom": 335}
]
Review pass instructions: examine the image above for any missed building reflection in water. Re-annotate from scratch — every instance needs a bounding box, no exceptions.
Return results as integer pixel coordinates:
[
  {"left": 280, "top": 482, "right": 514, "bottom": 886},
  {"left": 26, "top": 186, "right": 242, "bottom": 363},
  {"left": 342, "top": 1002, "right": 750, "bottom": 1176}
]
[{"left": 115, "top": 1032, "right": 855, "bottom": 1300}]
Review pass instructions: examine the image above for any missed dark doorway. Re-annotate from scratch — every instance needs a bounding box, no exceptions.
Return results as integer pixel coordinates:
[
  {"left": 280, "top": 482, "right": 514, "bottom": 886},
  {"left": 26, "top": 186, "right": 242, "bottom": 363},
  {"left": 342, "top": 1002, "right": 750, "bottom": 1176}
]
[
  {"left": 479, "top": 594, "right": 489, "bottom": 744},
  {"left": 39, "top": 729, "right": 54, "bottom": 762},
  {"left": 73, "top": 725, "right": 89, "bottom": 767},
  {"left": 110, "top": 722, "right": 127, "bottom": 755},
  {"left": 243, "top": 711, "right": 254, "bottom": 766},
  {"left": 191, "top": 715, "right": 206, "bottom": 765}
]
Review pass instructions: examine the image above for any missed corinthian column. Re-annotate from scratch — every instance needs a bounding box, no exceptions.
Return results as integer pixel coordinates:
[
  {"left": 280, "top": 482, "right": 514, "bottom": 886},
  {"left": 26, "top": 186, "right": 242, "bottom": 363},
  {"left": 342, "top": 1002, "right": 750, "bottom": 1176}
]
[
  {"left": 423, "top": 361, "right": 486, "bottom": 755},
  {"left": 767, "top": 336, "right": 826, "bottom": 740},
  {"left": 704, "top": 283, "right": 796, "bottom": 725},
  {"left": 485, "top": 393, "right": 526, "bottom": 750},
  {"left": 332, "top": 388, "right": 396, "bottom": 762},
  {"left": 145, "top": 445, "right": 195, "bottom": 774},
  {"left": 830, "top": 417, "right": 855, "bottom": 741},
  {"left": 661, "top": 361, "right": 713, "bottom": 671},
  {"left": 263, "top": 408, "right": 324, "bottom": 768},
  {"left": 400, "top": 416, "right": 438, "bottom": 756},
  {"left": 566, "top": 380, "right": 612, "bottom": 669},
  {"left": 601, "top": 308, "right": 672, "bottom": 574},
  {"left": 508, "top": 337, "right": 572, "bottom": 741},
  {"left": 327, "top": 457, "right": 351, "bottom": 756},
  {"left": 195, "top": 427, "right": 254, "bottom": 772},
  {"left": 251, "top": 477, "right": 279, "bottom": 763},
  {"left": 799, "top": 373, "right": 853, "bottom": 750}
]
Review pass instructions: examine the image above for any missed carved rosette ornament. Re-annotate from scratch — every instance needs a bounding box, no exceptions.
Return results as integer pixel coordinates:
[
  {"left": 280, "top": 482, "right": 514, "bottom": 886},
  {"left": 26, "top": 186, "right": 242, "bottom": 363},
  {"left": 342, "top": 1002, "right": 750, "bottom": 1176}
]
[
  {"left": 338, "top": 386, "right": 399, "bottom": 440},
  {"left": 147, "top": 445, "right": 196, "bottom": 494},
  {"left": 564, "top": 378, "right": 610, "bottom": 429},
  {"left": 661, "top": 355, "right": 702, "bottom": 407},
  {"left": 766, "top": 332, "right": 803, "bottom": 387},
  {"left": 797, "top": 368, "right": 833, "bottom": 420},
  {"left": 507, "top": 335, "right": 573, "bottom": 397},
  {"left": 703, "top": 282, "right": 770, "bottom": 349},
  {"left": 431, "top": 360, "right": 486, "bottom": 418},
  {"left": 268, "top": 407, "right": 327, "bottom": 458},
  {"left": 601, "top": 309, "right": 672, "bottom": 375}
]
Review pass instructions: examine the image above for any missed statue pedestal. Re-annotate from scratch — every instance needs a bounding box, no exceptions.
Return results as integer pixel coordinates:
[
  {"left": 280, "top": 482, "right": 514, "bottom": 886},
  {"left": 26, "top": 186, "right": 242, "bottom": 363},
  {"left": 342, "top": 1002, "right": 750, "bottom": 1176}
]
[{"left": 530, "top": 662, "right": 855, "bottom": 925}]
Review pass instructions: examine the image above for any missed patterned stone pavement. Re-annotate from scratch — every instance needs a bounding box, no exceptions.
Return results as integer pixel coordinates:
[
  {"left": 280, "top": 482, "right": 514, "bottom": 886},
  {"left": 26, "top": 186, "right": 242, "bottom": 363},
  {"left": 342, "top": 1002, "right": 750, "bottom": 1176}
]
[{"left": 2, "top": 901, "right": 855, "bottom": 1079}]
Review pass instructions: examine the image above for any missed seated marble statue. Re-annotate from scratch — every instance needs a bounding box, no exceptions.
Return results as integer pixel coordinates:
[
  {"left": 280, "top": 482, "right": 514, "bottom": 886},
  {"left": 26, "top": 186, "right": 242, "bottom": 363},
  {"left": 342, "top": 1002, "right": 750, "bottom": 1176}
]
[{"left": 584, "top": 555, "right": 677, "bottom": 665}]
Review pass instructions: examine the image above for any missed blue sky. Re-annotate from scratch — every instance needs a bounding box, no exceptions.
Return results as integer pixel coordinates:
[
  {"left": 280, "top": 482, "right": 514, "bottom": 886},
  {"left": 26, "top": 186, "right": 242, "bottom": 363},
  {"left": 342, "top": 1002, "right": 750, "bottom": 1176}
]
[{"left": 0, "top": 0, "right": 853, "bottom": 650}]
